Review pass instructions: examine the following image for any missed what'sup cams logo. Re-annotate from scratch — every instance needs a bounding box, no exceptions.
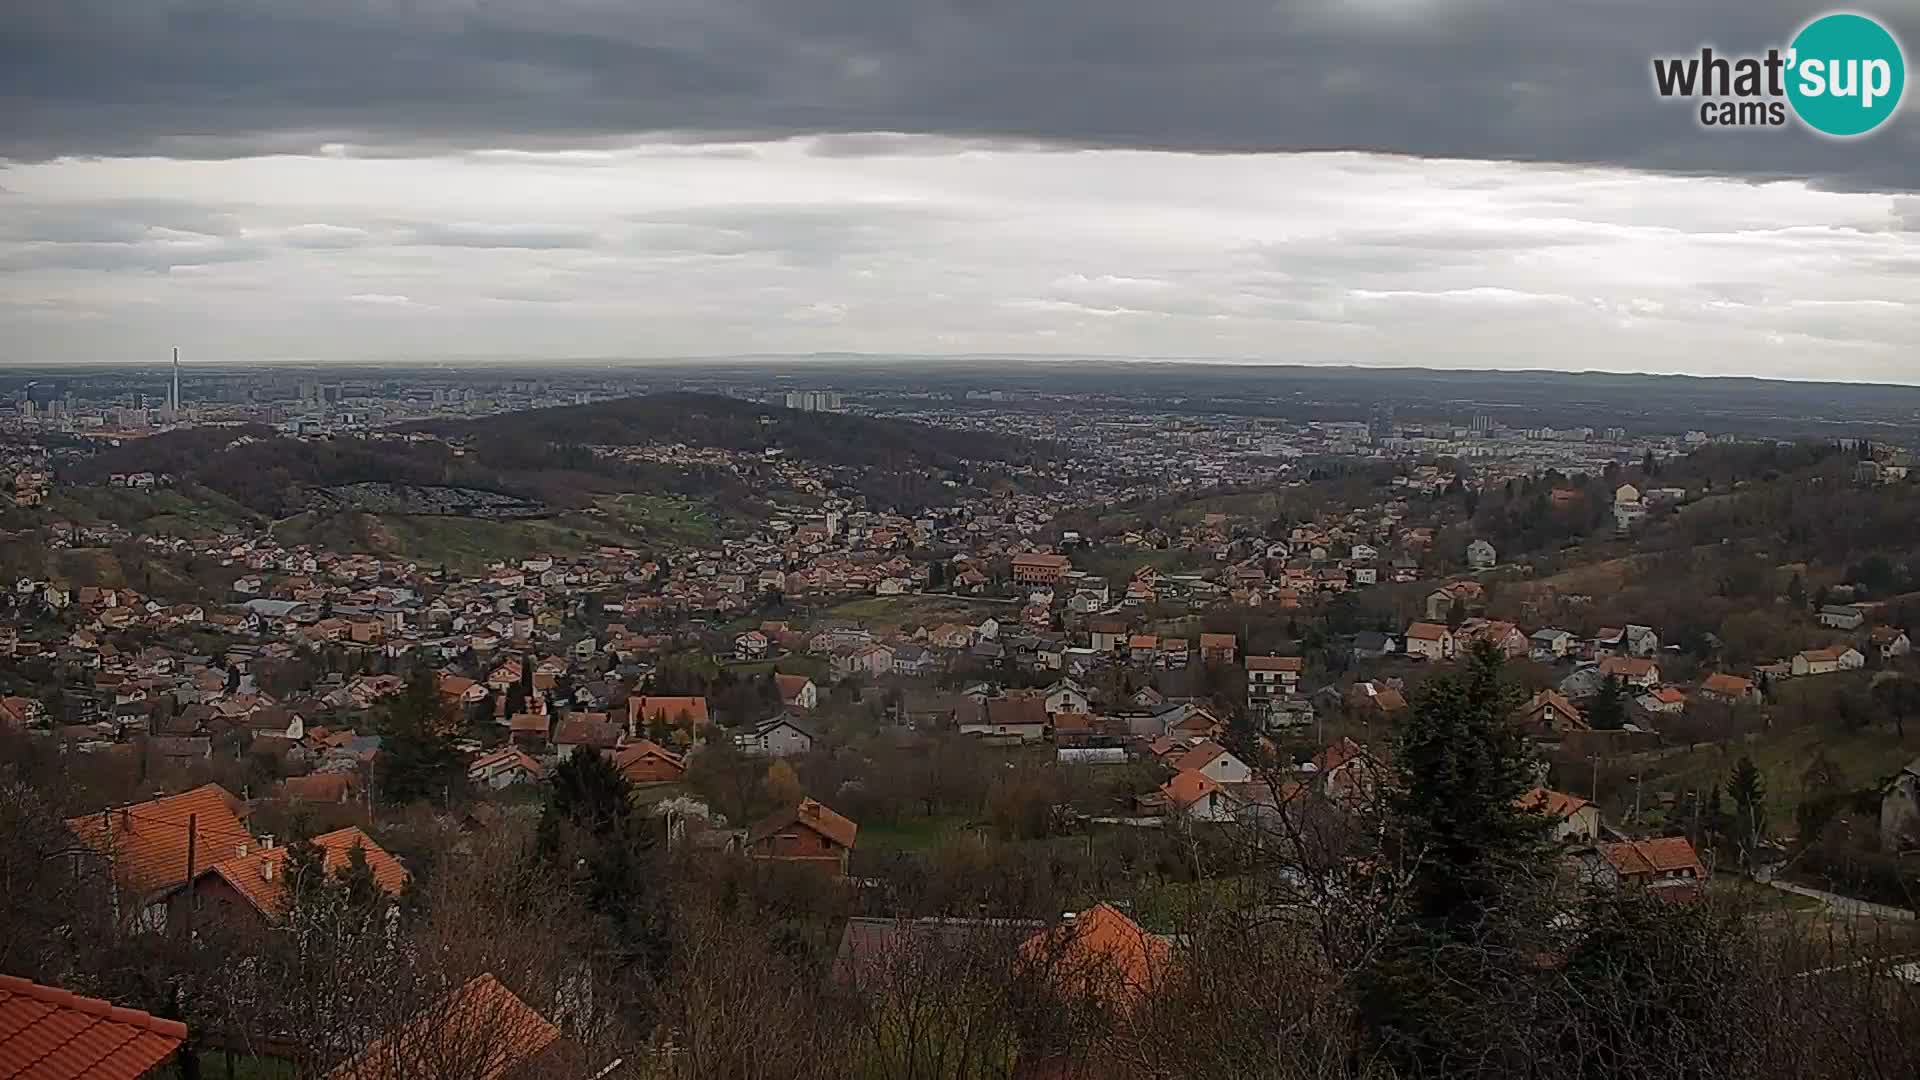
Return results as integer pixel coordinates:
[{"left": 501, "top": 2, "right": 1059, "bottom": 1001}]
[{"left": 1653, "top": 11, "right": 1906, "bottom": 136}]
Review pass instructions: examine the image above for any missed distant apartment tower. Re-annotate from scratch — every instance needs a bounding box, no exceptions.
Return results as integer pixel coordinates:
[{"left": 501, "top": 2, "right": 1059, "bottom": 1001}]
[
  {"left": 1469, "top": 413, "right": 1492, "bottom": 435},
  {"left": 167, "top": 347, "right": 182, "bottom": 418},
  {"left": 784, "top": 390, "right": 844, "bottom": 413},
  {"left": 1604, "top": 426, "right": 1627, "bottom": 443},
  {"left": 1368, "top": 403, "right": 1395, "bottom": 441}
]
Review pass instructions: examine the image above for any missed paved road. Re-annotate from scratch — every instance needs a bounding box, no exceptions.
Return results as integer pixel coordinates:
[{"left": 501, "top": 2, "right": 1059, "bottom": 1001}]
[{"left": 1770, "top": 879, "right": 1916, "bottom": 921}]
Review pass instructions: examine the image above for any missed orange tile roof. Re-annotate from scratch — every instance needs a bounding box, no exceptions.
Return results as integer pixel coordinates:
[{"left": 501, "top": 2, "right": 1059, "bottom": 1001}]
[
  {"left": 1159, "top": 768, "right": 1226, "bottom": 810},
  {"left": 1312, "top": 737, "right": 1367, "bottom": 774},
  {"left": 1600, "top": 837, "right": 1706, "bottom": 879},
  {"left": 1700, "top": 672, "right": 1754, "bottom": 696},
  {"left": 1245, "top": 655, "right": 1303, "bottom": 672},
  {"left": 324, "top": 974, "right": 558, "bottom": 1080},
  {"left": 1516, "top": 786, "right": 1591, "bottom": 820},
  {"left": 747, "top": 797, "right": 859, "bottom": 850},
  {"left": 202, "top": 826, "right": 408, "bottom": 919},
  {"left": 773, "top": 673, "right": 813, "bottom": 702},
  {"left": 65, "top": 784, "right": 253, "bottom": 899},
  {"left": 627, "top": 695, "right": 710, "bottom": 729},
  {"left": 1406, "top": 622, "right": 1449, "bottom": 641},
  {"left": 1600, "top": 656, "right": 1656, "bottom": 678},
  {"left": 1171, "top": 740, "right": 1232, "bottom": 774},
  {"left": 0, "top": 974, "right": 187, "bottom": 1080},
  {"left": 612, "top": 739, "right": 684, "bottom": 777},
  {"left": 1020, "top": 903, "right": 1171, "bottom": 1004}
]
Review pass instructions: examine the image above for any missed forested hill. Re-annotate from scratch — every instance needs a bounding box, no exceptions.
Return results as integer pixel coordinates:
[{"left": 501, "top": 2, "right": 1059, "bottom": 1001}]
[{"left": 415, "top": 392, "right": 1062, "bottom": 473}]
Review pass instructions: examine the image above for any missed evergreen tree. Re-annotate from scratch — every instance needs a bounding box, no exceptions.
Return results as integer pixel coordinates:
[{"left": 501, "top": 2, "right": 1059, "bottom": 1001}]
[
  {"left": 1359, "top": 642, "right": 1555, "bottom": 1075},
  {"left": 1727, "top": 755, "right": 1767, "bottom": 862},
  {"left": 1787, "top": 572, "right": 1807, "bottom": 610},
  {"left": 544, "top": 745, "right": 634, "bottom": 838},
  {"left": 1587, "top": 676, "right": 1628, "bottom": 730},
  {"left": 373, "top": 666, "right": 463, "bottom": 807}
]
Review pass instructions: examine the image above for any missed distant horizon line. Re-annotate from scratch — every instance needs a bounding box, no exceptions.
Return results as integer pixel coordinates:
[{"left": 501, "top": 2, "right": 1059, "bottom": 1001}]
[{"left": 3, "top": 352, "right": 1918, "bottom": 391}]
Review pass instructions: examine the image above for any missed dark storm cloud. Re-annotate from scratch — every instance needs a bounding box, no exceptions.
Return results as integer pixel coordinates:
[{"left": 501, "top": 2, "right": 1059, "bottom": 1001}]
[{"left": 2, "top": 0, "right": 1917, "bottom": 187}]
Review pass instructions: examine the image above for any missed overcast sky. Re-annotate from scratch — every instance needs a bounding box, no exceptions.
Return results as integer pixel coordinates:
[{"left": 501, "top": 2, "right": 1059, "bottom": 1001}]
[{"left": 3, "top": 0, "right": 1917, "bottom": 378}]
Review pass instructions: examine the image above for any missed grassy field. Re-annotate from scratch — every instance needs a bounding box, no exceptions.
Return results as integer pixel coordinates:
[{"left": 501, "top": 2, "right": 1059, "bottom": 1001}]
[
  {"left": 826, "top": 593, "right": 1015, "bottom": 631},
  {"left": 1070, "top": 546, "right": 1215, "bottom": 585},
  {"left": 272, "top": 510, "right": 635, "bottom": 569},
  {"left": 47, "top": 484, "right": 261, "bottom": 537},
  {"left": 858, "top": 814, "right": 978, "bottom": 852},
  {"left": 1633, "top": 720, "right": 1920, "bottom": 818},
  {"left": 599, "top": 492, "right": 730, "bottom": 546}
]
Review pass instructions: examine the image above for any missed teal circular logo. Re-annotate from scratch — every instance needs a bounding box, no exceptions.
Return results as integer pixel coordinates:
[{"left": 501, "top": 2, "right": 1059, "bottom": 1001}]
[{"left": 1786, "top": 13, "right": 1906, "bottom": 136}]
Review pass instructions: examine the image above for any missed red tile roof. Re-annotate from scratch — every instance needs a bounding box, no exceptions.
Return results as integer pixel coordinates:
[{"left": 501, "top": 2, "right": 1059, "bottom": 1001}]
[
  {"left": 627, "top": 695, "right": 710, "bottom": 729},
  {"left": 202, "top": 827, "right": 409, "bottom": 919},
  {"left": 65, "top": 784, "right": 253, "bottom": 899},
  {"left": 1599, "top": 837, "right": 1706, "bottom": 880},
  {"left": 0, "top": 973, "right": 186, "bottom": 1080},
  {"left": 324, "top": 974, "right": 558, "bottom": 1080},
  {"left": 747, "top": 798, "right": 859, "bottom": 850},
  {"left": 1159, "top": 768, "right": 1226, "bottom": 810},
  {"left": 1516, "top": 786, "right": 1591, "bottom": 820},
  {"left": 1245, "top": 655, "right": 1303, "bottom": 672},
  {"left": 1020, "top": 903, "right": 1171, "bottom": 1004}
]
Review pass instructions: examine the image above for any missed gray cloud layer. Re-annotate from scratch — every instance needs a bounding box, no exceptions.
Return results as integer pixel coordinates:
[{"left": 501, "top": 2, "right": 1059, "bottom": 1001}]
[{"left": 3, "top": 0, "right": 1917, "bottom": 187}]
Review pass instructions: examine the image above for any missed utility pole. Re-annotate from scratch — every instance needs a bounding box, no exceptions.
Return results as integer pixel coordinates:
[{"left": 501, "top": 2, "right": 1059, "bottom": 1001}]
[{"left": 184, "top": 813, "right": 197, "bottom": 942}]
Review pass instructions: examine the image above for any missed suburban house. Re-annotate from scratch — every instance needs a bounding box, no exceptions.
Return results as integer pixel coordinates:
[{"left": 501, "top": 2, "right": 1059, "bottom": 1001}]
[
  {"left": 1598, "top": 656, "right": 1661, "bottom": 689},
  {"left": 1043, "top": 679, "right": 1092, "bottom": 715},
  {"left": 613, "top": 740, "right": 685, "bottom": 784},
  {"left": 1624, "top": 624, "right": 1661, "bottom": 657},
  {"left": 1637, "top": 687, "right": 1688, "bottom": 714},
  {"left": 745, "top": 798, "right": 858, "bottom": 875},
  {"left": 774, "top": 673, "right": 818, "bottom": 710},
  {"left": 1458, "top": 619, "right": 1529, "bottom": 658},
  {"left": 891, "top": 644, "right": 937, "bottom": 677},
  {"left": 1466, "top": 539, "right": 1498, "bottom": 570},
  {"left": 1019, "top": 903, "right": 1171, "bottom": 1007},
  {"left": 1817, "top": 604, "right": 1868, "bottom": 630},
  {"left": 1698, "top": 672, "right": 1760, "bottom": 705},
  {"left": 1873, "top": 626, "right": 1913, "bottom": 659},
  {"left": 468, "top": 747, "right": 547, "bottom": 789},
  {"left": 735, "top": 713, "right": 816, "bottom": 757},
  {"left": 324, "top": 973, "right": 567, "bottom": 1080},
  {"left": 1404, "top": 622, "right": 1455, "bottom": 661},
  {"left": 1529, "top": 628, "right": 1576, "bottom": 660},
  {"left": 1424, "top": 580, "right": 1484, "bottom": 620},
  {"left": 1589, "top": 837, "right": 1708, "bottom": 897},
  {"left": 65, "top": 783, "right": 254, "bottom": 929},
  {"left": 1089, "top": 619, "right": 1130, "bottom": 653},
  {"left": 1517, "top": 786, "right": 1602, "bottom": 843},
  {"left": 551, "top": 713, "right": 620, "bottom": 760},
  {"left": 1245, "top": 655, "right": 1304, "bottom": 712},
  {"left": 1170, "top": 740, "right": 1253, "bottom": 785},
  {"left": 1151, "top": 769, "right": 1240, "bottom": 823},
  {"left": 627, "top": 695, "right": 711, "bottom": 736},
  {"left": 187, "top": 826, "right": 408, "bottom": 926},
  {"left": 0, "top": 974, "right": 187, "bottom": 1079},
  {"left": 1791, "top": 646, "right": 1865, "bottom": 677},
  {"left": 1198, "top": 632, "right": 1238, "bottom": 665},
  {"left": 1513, "top": 689, "right": 1588, "bottom": 737},
  {"left": 961, "top": 694, "right": 1050, "bottom": 743}
]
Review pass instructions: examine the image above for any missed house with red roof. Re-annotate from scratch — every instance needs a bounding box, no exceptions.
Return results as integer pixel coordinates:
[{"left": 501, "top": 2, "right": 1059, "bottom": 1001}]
[
  {"left": 325, "top": 973, "right": 565, "bottom": 1080},
  {"left": 1589, "top": 837, "right": 1708, "bottom": 898},
  {"left": 186, "top": 826, "right": 409, "bottom": 925},
  {"left": 744, "top": 798, "right": 858, "bottom": 875},
  {"left": 1515, "top": 786, "right": 1602, "bottom": 843},
  {"left": 65, "top": 784, "right": 255, "bottom": 929}
]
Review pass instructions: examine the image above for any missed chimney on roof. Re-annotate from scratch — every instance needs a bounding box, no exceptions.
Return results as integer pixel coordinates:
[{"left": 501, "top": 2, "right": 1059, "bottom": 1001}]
[
  {"left": 260, "top": 834, "right": 274, "bottom": 850},
  {"left": 235, "top": 842, "right": 249, "bottom": 858},
  {"left": 1061, "top": 910, "right": 1078, "bottom": 923},
  {"left": 261, "top": 857, "right": 274, "bottom": 880}
]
